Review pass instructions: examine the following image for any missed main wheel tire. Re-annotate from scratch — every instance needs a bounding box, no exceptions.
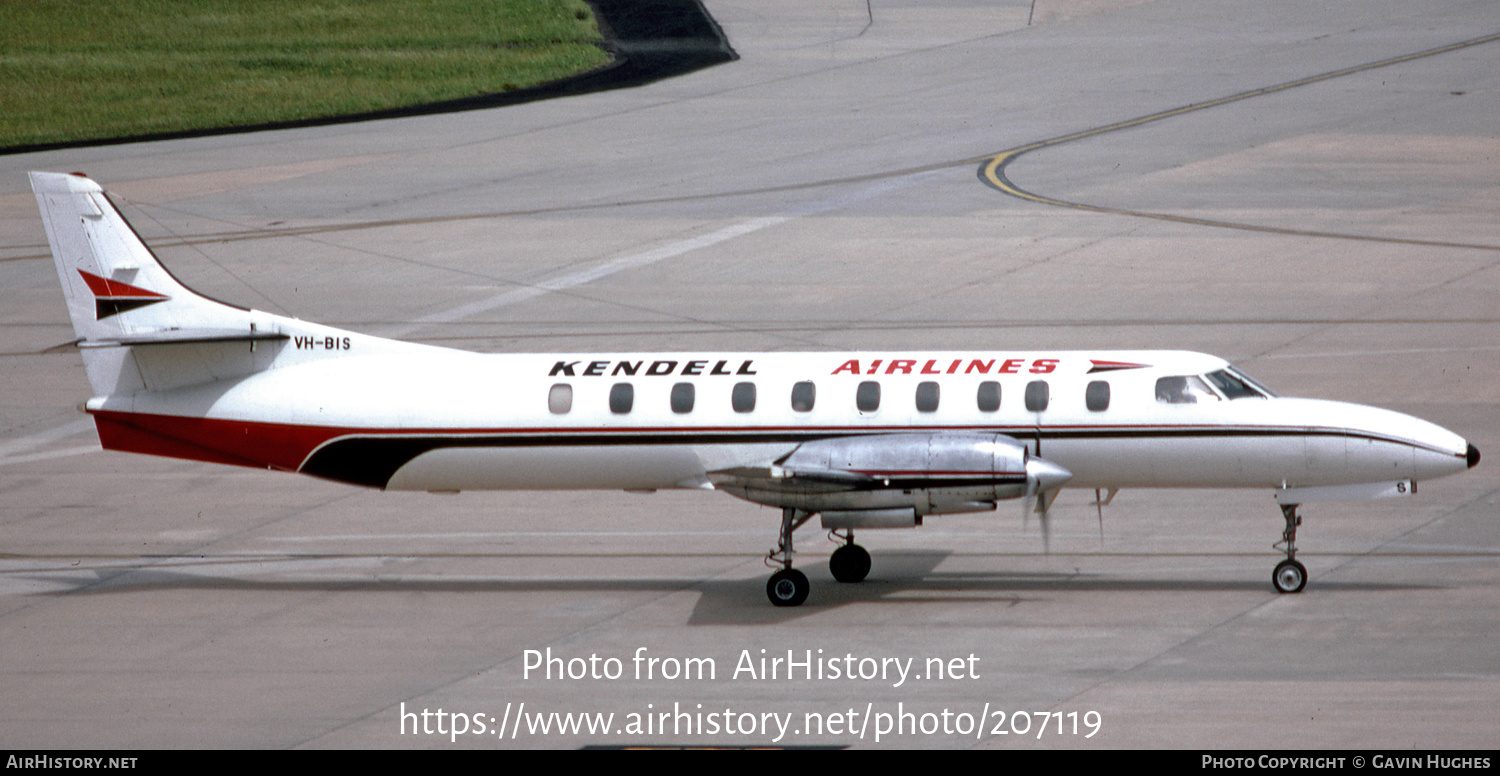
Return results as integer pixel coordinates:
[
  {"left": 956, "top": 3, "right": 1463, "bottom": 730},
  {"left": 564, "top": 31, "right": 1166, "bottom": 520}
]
[
  {"left": 767, "top": 568, "right": 810, "bottom": 607},
  {"left": 829, "top": 543, "right": 872, "bottom": 583},
  {"left": 1272, "top": 559, "right": 1307, "bottom": 594}
]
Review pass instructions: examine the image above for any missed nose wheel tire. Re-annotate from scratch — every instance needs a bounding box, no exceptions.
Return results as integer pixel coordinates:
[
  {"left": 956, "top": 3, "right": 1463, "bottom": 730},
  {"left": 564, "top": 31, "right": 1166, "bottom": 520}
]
[
  {"left": 829, "top": 543, "right": 872, "bottom": 583},
  {"left": 1272, "top": 559, "right": 1307, "bottom": 594},
  {"left": 767, "top": 568, "right": 810, "bottom": 607}
]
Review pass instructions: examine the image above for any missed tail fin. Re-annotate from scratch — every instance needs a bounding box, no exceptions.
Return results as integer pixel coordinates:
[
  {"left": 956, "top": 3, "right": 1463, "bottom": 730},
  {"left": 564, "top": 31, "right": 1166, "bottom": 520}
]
[{"left": 30, "top": 171, "right": 285, "bottom": 396}]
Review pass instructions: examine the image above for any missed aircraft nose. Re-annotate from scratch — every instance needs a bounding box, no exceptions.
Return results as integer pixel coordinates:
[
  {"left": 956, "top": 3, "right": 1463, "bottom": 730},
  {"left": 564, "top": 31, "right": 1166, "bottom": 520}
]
[{"left": 1467, "top": 443, "right": 1481, "bottom": 469}]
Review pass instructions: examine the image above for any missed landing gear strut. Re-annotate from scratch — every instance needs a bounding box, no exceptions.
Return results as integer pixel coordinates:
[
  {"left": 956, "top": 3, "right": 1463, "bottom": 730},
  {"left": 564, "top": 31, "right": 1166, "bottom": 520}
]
[
  {"left": 766, "top": 507, "right": 812, "bottom": 606},
  {"left": 1272, "top": 503, "right": 1307, "bottom": 594},
  {"left": 828, "top": 529, "right": 871, "bottom": 583}
]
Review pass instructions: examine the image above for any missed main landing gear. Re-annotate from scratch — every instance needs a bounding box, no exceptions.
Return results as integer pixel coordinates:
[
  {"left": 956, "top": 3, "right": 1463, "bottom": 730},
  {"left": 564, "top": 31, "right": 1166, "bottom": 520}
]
[
  {"left": 1272, "top": 503, "right": 1308, "bottom": 594},
  {"left": 765, "top": 509, "right": 872, "bottom": 606},
  {"left": 766, "top": 508, "right": 813, "bottom": 606},
  {"left": 828, "top": 529, "right": 871, "bottom": 583}
]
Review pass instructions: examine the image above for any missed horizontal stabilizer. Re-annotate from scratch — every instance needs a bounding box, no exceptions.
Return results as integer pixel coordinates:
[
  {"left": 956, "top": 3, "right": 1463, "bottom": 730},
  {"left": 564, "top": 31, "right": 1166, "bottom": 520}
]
[{"left": 77, "top": 328, "right": 291, "bottom": 349}]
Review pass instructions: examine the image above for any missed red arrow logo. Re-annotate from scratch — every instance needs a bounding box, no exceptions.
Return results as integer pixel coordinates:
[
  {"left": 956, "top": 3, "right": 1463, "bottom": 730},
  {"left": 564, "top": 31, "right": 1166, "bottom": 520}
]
[
  {"left": 1088, "top": 359, "right": 1150, "bottom": 374},
  {"left": 78, "top": 269, "right": 169, "bottom": 319}
]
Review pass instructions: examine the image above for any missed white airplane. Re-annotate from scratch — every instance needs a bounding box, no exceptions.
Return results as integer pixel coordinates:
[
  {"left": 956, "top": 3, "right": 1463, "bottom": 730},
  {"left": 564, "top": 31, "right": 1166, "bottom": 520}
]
[{"left": 30, "top": 171, "right": 1480, "bottom": 606}]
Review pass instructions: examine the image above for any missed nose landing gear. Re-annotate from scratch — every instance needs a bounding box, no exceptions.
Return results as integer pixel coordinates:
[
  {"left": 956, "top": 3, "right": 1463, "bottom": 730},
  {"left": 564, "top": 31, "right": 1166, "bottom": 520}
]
[
  {"left": 1273, "top": 558, "right": 1307, "bottom": 593},
  {"left": 1272, "top": 503, "right": 1307, "bottom": 594}
]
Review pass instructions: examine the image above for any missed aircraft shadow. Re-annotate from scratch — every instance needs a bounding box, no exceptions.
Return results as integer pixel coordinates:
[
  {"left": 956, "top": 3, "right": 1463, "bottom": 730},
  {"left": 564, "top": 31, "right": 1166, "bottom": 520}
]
[{"left": 25, "top": 549, "right": 1439, "bottom": 627}]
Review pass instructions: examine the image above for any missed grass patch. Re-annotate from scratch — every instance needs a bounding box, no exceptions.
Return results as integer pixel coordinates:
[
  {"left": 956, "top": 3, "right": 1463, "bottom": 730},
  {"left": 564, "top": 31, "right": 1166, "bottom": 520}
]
[{"left": 0, "top": 0, "right": 612, "bottom": 148}]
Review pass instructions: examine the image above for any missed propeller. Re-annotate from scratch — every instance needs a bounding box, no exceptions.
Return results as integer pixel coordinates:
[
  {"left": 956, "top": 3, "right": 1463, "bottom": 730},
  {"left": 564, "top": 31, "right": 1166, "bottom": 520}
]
[
  {"left": 1021, "top": 453, "right": 1073, "bottom": 553},
  {"left": 1091, "top": 487, "right": 1119, "bottom": 546}
]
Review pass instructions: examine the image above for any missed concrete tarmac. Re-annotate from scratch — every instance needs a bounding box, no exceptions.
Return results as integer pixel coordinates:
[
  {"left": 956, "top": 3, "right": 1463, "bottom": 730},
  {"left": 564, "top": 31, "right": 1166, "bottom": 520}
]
[{"left": 1, "top": 0, "right": 1497, "bottom": 748}]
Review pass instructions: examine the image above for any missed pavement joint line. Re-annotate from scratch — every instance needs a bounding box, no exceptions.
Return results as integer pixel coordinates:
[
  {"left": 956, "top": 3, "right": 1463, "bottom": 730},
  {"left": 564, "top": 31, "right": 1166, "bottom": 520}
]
[
  {"left": 6, "top": 32, "right": 1499, "bottom": 262},
  {"left": 977, "top": 29, "right": 1500, "bottom": 251}
]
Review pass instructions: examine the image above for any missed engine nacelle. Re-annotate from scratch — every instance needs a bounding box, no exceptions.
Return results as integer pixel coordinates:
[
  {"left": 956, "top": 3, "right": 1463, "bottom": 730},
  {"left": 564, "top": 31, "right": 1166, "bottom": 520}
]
[{"left": 712, "top": 432, "right": 1072, "bottom": 518}]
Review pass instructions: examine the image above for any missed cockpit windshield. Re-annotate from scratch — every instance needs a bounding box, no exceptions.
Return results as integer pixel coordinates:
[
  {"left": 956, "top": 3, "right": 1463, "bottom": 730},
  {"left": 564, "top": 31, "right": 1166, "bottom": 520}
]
[
  {"left": 1157, "top": 367, "right": 1276, "bottom": 404},
  {"left": 1206, "top": 367, "right": 1276, "bottom": 399}
]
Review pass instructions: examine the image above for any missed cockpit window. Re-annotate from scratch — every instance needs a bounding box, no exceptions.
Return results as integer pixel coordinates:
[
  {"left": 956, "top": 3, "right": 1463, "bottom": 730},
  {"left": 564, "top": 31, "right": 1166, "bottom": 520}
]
[
  {"left": 1156, "top": 375, "right": 1219, "bottom": 404},
  {"left": 1225, "top": 366, "right": 1277, "bottom": 398},
  {"left": 1204, "top": 369, "right": 1269, "bottom": 399}
]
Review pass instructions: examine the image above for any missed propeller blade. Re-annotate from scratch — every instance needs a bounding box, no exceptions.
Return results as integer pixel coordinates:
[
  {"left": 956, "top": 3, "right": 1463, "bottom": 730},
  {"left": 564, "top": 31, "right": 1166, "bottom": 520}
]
[
  {"left": 1089, "top": 487, "right": 1118, "bottom": 547},
  {"left": 1036, "top": 487, "right": 1059, "bottom": 553},
  {"left": 1095, "top": 488, "right": 1104, "bottom": 545},
  {"left": 1022, "top": 456, "right": 1072, "bottom": 553},
  {"left": 1039, "top": 497, "right": 1051, "bottom": 553}
]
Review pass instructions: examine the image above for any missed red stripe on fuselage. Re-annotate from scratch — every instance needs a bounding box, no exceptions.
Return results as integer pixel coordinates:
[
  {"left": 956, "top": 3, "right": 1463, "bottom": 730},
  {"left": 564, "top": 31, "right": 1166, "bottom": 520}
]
[{"left": 91, "top": 410, "right": 348, "bottom": 472}]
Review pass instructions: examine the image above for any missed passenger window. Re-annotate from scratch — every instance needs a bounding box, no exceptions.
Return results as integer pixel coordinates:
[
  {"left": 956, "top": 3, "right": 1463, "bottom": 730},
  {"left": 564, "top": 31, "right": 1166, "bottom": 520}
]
[
  {"left": 916, "top": 381, "right": 939, "bottom": 413},
  {"left": 1156, "top": 375, "right": 1218, "bottom": 404},
  {"left": 976, "top": 381, "right": 1001, "bottom": 412},
  {"left": 1086, "top": 380, "right": 1110, "bottom": 412},
  {"left": 609, "top": 383, "right": 634, "bottom": 414},
  {"left": 1025, "top": 380, "right": 1049, "bottom": 412},
  {"left": 791, "top": 381, "right": 816, "bottom": 412},
  {"left": 548, "top": 383, "right": 572, "bottom": 414},
  {"left": 670, "top": 383, "right": 695, "bottom": 414},
  {"left": 732, "top": 382, "right": 756, "bottom": 413},
  {"left": 856, "top": 381, "right": 880, "bottom": 412}
]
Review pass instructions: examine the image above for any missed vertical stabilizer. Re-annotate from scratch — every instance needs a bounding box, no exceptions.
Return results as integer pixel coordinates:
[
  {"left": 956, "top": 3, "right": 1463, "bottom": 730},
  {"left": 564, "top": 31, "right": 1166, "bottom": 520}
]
[{"left": 30, "top": 171, "right": 272, "bottom": 396}]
